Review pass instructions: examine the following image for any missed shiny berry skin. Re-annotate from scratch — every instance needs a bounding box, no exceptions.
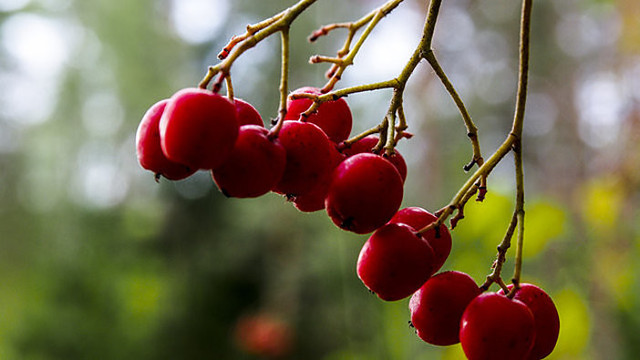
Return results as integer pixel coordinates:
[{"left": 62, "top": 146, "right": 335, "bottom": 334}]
[
  {"left": 135, "top": 99, "right": 195, "bottom": 180},
  {"left": 357, "top": 223, "right": 436, "bottom": 301},
  {"left": 325, "top": 153, "right": 404, "bottom": 234},
  {"left": 284, "top": 87, "right": 352, "bottom": 143},
  {"left": 460, "top": 292, "right": 536, "bottom": 360},
  {"left": 409, "top": 271, "right": 481, "bottom": 346},
  {"left": 291, "top": 145, "right": 345, "bottom": 212},
  {"left": 212, "top": 125, "right": 286, "bottom": 198},
  {"left": 159, "top": 88, "right": 239, "bottom": 170},
  {"left": 234, "top": 98, "right": 263, "bottom": 127},
  {"left": 499, "top": 284, "right": 560, "bottom": 360},
  {"left": 341, "top": 135, "right": 407, "bottom": 182},
  {"left": 272, "top": 121, "right": 334, "bottom": 196},
  {"left": 389, "top": 207, "right": 452, "bottom": 272}
]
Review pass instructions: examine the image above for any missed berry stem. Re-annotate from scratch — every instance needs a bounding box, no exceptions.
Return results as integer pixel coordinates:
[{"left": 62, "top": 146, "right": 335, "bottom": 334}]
[
  {"left": 297, "top": 0, "right": 446, "bottom": 151},
  {"left": 511, "top": 0, "right": 533, "bottom": 289},
  {"left": 278, "top": 29, "right": 291, "bottom": 123},
  {"left": 396, "top": 103, "right": 408, "bottom": 138},
  {"left": 383, "top": 89, "right": 404, "bottom": 155},
  {"left": 268, "top": 28, "right": 291, "bottom": 140},
  {"left": 321, "top": 0, "right": 404, "bottom": 92},
  {"left": 199, "top": 0, "right": 318, "bottom": 90},
  {"left": 419, "top": 0, "right": 532, "bottom": 236},
  {"left": 225, "top": 75, "right": 235, "bottom": 101},
  {"left": 290, "top": 79, "right": 399, "bottom": 103},
  {"left": 418, "top": 133, "right": 517, "bottom": 235},
  {"left": 424, "top": 50, "right": 484, "bottom": 180},
  {"left": 453, "top": 0, "right": 532, "bottom": 295},
  {"left": 384, "top": 112, "right": 396, "bottom": 155},
  {"left": 217, "top": 16, "right": 284, "bottom": 60},
  {"left": 340, "top": 123, "right": 387, "bottom": 150},
  {"left": 480, "top": 211, "right": 517, "bottom": 294},
  {"left": 512, "top": 143, "right": 525, "bottom": 290},
  {"left": 294, "top": 79, "right": 400, "bottom": 122},
  {"left": 478, "top": 139, "right": 525, "bottom": 296},
  {"left": 306, "top": 0, "right": 405, "bottom": 92}
]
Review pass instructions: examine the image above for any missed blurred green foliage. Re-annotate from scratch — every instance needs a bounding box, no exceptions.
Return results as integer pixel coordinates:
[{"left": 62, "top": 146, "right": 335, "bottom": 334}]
[{"left": 1, "top": 0, "right": 639, "bottom": 359}]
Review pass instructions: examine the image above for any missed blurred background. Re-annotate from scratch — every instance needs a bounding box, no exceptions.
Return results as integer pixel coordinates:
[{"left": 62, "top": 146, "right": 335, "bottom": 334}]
[{"left": 1, "top": 0, "right": 639, "bottom": 358}]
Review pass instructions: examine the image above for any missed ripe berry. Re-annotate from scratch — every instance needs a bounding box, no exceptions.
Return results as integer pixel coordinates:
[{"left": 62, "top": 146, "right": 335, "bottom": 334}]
[
  {"left": 234, "top": 314, "right": 293, "bottom": 358},
  {"left": 409, "top": 271, "right": 481, "bottom": 346},
  {"left": 389, "top": 207, "right": 452, "bottom": 272},
  {"left": 499, "top": 284, "right": 560, "bottom": 360},
  {"left": 460, "top": 292, "right": 536, "bottom": 360},
  {"left": 291, "top": 145, "right": 345, "bottom": 212},
  {"left": 272, "top": 121, "right": 334, "bottom": 196},
  {"left": 357, "top": 223, "right": 436, "bottom": 301},
  {"left": 234, "top": 98, "right": 264, "bottom": 127},
  {"left": 212, "top": 125, "right": 286, "bottom": 198},
  {"left": 135, "top": 99, "right": 195, "bottom": 180},
  {"left": 325, "top": 153, "right": 403, "bottom": 234},
  {"left": 341, "top": 135, "right": 407, "bottom": 182},
  {"left": 285, "top": 86, "right": 352, "bottom": 143},
  {"left": 159, "top": 88, "right": 239, "bottom": 170}
]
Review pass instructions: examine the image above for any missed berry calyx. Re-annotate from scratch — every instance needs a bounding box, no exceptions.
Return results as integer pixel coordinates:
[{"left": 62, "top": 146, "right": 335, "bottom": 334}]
[
  {"left": 212, "top": 125, "right": 286, "bottom": 198},
  {"left": 460, "top": 292, "right": 536, "bottom": 360},
  {"left": 357, "top": 223, "right": 436, "bottom": 301},
  {"left": 159, "top": 88, "right": 239, "bottom": 170},
  {"left": 325, "top": 153, "right": 404, "bottom": 234},
  {"left": 409, "top": 271, "right": 481, "bottom": 346},
  {"left": 285, "top": 86, "right": 353, "bottom": 143},
  {"left": 135, "top": 99, "right": 196, "bottom": 180}
]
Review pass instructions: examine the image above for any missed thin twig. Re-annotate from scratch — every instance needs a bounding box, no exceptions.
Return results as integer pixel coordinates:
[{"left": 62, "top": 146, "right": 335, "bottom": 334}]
[
  {"left": 199, "top": 0, "right": 318, "bottom": 90},
  {"left": 510, "top": 0, "right": 533, "bottom": 290},
  {"left": 269, "top": 28, "right": 291, "bottom": 139}
]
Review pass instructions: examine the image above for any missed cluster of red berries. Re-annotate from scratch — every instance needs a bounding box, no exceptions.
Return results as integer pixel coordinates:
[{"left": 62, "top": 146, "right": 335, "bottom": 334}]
[
  {"left": 358, "top": 207, "right": 559, "bottom": 359},
  {"left": 135, "top": 86, "right": 407, "bottom": 234},
  {"left": 410, "top": 273, "right": 560, "bottom": 359},
  {"left": 136, "top": 86, "right": 559, "bottom": 359}
]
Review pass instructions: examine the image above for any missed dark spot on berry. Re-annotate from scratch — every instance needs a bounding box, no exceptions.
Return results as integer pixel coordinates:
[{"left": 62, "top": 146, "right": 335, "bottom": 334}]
[{"left": 340, "top": 217, "right": 354, "bottom": 231}]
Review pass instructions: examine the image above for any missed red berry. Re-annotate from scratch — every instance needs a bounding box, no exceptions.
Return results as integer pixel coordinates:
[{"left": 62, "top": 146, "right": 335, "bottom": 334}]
[
  {"left": 159, "top": 88, "right": 239, "bottom": 170},
  {"left": 357, "top": 223, "right": 436, "bottom": 301},
  {"left": 234, "top": 313, "right": 293, "bottom": 358},
  {"left": 409, "top": 271, "right": 481, "bottom": 346},
  {"left": 212, "top": 125, "right": 286, "bottom": 198},
  {"left": 341, "top": 135, "right": 407, "bottom": 182},
  {"left": 460, "top": 292, "right": 536, "bottom": 360},
  {"left": 284, "top": 86, "right": 352, "bottom": 143},
  {"left": 325, "top": 153, "right": 403, "bottom": 234},
  {"left": 135, "top": 99, "right": 195, "bottom": 180},
  {"left": 291, "top": 145, "right": 345, "bottom": 212},
  {"left": 272, "top": 121, "right": 334, "bottom": 196},
  {"left": 389, "top": 207, "right": 452, "bottom": 272},
  {"left": 234, "top": 98, "right": 263, "bottom": 127},
  {"left": 499, "top": 284, "right": 560, "bottom": 360}
]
